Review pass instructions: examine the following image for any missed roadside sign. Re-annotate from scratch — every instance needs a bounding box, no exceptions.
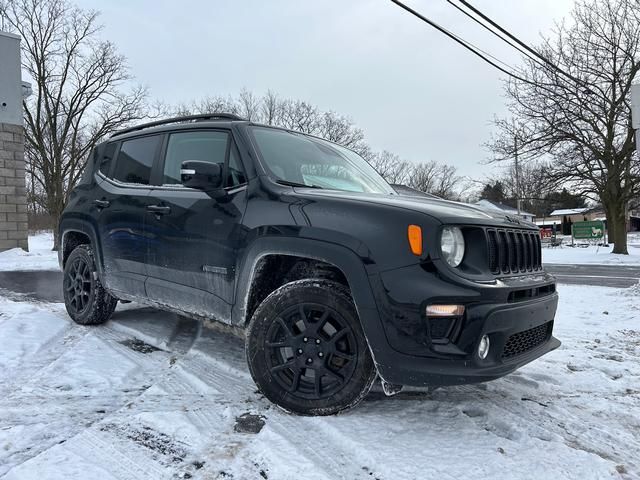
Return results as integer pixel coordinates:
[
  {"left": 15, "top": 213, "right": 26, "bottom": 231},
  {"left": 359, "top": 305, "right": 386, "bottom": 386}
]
[
  {"left": 572, "top": 220, "right": 605, "bottom": 240},
  {"left": 540, "top": 228, "right": 553, "bottom": 238}
]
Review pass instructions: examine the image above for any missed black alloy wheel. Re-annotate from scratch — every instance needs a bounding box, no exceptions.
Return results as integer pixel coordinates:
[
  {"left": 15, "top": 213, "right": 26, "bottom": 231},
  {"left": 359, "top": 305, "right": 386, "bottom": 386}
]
[
  {"left": 64, "top": 255, "right": 93, "bottom": 315},
  {"left": 63, "top": 245, "right": 117, "bottom": 325},
  {"left": 265, "top": 302, "right": 358, "bottom": 399},
  {"left": 246, "top": 279, "right": 376, "bottom": 415}
]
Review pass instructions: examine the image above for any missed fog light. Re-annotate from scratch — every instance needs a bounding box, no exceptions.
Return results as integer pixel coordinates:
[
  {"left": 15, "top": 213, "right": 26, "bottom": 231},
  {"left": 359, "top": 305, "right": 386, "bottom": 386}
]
[
  {"left": 426, "top": 304, "right": 465, "bottom": 317},
  {"left": 478, "top": 335, "right": 490, "bottom": 359}
]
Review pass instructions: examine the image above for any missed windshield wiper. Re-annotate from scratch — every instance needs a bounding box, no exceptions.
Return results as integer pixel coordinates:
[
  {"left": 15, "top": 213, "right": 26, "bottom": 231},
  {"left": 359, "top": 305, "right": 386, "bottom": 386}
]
[{"left": 275, "top": 179, "right": 323, "bottom": 189}]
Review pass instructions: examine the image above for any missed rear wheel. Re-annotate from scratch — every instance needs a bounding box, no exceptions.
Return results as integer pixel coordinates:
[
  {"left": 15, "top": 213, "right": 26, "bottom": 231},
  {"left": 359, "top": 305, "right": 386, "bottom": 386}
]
[
  {"left": 246, "top": 279, "right": 376, "bottom": 415},
  {"left": 63, "top": 245, "right": 117, "bottom": 325}
]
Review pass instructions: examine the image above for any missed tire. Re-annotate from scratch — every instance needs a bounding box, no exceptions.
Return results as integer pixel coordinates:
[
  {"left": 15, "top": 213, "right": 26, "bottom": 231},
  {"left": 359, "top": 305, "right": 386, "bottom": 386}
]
[
  {"left": 246, "top": 279, "right": 377, "bottom": 415},
  {"left": 63, "top": 245, "right": 117, "bottom": 325}
]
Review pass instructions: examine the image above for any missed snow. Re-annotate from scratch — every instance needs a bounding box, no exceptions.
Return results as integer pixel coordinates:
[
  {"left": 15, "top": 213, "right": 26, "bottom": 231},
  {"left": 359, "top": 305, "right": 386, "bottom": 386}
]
[
  {"left": 543, "top": 233, "right": 640, "bottom": 265},
  {"left": 549, "top": 208, "right": 591, "bottom": 216},
  {"left": 1, "top": 284, "right": 638, "bottom": 479},
  {"left": 0, "top": 231, "right": 59, "bottom": 271}
]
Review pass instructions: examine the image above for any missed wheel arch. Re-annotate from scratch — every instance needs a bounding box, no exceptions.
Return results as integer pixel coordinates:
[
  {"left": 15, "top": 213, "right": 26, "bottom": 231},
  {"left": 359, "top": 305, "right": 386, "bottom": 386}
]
[
  {"left": 59, "top": 217, "right": 104, "bottom": 274},
  {"left": 233, "top": 237, "right": 376, "bottom": 324},
  {"left": 232, "top": 237, "right": 391, "bottom": 367}
]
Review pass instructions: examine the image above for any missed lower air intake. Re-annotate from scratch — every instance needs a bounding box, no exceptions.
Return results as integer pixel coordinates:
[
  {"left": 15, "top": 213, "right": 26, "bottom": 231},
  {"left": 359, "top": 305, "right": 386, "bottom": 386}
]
[{"left": 502, "top": 321, "right": 553, "bottom": 359}]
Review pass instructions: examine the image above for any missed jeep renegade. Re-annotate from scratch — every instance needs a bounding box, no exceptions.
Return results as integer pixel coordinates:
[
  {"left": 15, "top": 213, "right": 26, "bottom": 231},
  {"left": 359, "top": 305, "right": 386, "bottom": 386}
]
[{"left": 59, "top": 113, "right": 560, "bottom": 415}]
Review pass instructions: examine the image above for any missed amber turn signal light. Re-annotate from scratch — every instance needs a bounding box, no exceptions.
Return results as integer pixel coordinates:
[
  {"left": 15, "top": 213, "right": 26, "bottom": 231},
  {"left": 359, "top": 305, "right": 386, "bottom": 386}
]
[
  {"left": 426, "top": 305, "right": 465, "bottom": 317},
  {"left": 407, "top": 224, "right": 423, "bottom": 256}
]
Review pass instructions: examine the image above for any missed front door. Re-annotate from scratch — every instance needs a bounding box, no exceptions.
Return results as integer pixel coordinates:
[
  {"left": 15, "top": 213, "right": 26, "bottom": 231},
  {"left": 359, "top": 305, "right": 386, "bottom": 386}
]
[
  {"left": 144, "top": 130, "right": 248, "bottom": 323},
  {"left": 94, "top": 135, "right": 162, "bottom": 299}
]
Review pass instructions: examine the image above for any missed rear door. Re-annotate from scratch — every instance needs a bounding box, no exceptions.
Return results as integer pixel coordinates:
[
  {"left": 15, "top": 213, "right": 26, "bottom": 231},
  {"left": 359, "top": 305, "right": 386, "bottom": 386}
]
[
  {"left": 94, "top": 134, "right": 162, "bottom": 299},
  {"left": 144, "top": 129, "right": 248, "bottom": 322}
]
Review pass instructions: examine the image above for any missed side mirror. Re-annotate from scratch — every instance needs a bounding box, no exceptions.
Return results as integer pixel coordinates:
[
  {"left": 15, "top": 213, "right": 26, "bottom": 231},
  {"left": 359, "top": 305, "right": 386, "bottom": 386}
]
[{"left": 180, "top": 160, "right": 226, "bottom": 197}]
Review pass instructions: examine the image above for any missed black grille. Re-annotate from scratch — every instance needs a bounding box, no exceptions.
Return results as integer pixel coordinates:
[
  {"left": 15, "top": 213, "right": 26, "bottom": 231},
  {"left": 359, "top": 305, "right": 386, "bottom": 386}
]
[
  {"left": 502, "top": 321, "right": 553, "bottom": 359},
  {"left": 487, "top": 228, "right": 542, "bottom": 275}
]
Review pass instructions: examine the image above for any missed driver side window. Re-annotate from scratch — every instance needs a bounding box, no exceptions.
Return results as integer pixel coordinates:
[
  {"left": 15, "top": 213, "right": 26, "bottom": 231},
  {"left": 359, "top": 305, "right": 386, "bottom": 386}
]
[{"left": 163, "top": 131, "right": 230, "bottom": 185}]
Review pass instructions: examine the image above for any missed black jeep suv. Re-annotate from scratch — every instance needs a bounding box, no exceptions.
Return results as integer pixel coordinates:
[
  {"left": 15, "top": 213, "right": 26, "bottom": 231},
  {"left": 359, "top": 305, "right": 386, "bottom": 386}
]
[{"left": 59, "top": 113, "right": 560, "bottom": 415}]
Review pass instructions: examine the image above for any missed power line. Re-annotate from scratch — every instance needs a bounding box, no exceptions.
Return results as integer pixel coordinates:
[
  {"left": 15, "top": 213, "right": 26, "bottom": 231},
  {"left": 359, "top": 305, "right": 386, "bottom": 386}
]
[
  {"left": 445, "top": 0, "right": 547, "bottom": 70},
  {"left": 389, "top": 0, "right": 602, "bottom": 102},
  {"left": 388, "top": 0, "right": 535, "bottom": 86},
  {"left": 452, "top": 0, "right": 595, "bottom": 94}
]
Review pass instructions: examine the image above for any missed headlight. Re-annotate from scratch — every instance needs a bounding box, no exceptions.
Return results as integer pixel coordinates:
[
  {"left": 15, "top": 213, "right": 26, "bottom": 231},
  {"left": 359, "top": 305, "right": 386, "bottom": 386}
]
[{"left": 440, "top": 226, "right": 465, "bottom": 267}]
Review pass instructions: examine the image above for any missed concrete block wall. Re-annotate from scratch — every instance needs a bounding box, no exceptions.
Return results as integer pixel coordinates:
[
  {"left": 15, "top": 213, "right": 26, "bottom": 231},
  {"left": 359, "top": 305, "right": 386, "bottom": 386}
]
[{"left": 0, "top": 122, "right": 28, "bottom": 251}]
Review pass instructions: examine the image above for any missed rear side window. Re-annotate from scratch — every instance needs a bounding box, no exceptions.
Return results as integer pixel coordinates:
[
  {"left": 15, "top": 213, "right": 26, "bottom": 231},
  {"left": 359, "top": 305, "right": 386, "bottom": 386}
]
[
  {"left": 112, "top": 135, "right": 160, "bottom": 185},
  {"left": 99, "top": 142, "right": 117, "bottom": 176},
  {"left": 163, "top": 131, "right": 229, "bottom": 185}
]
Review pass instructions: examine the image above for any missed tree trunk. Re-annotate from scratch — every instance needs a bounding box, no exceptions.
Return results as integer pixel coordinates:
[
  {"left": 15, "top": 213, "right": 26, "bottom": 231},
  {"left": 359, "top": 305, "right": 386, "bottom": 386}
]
[
  {"left": 611, "top": 205, "right": 628, "bottom": 254},
  {"left": 52, "top": 222, "right": 60, "bottom": 252},
  {"left": 604, "top": 204, "right": 615, "bottom": 246},
  {"left": 50, "top": 201, "right": 64, "bottom": 252}
]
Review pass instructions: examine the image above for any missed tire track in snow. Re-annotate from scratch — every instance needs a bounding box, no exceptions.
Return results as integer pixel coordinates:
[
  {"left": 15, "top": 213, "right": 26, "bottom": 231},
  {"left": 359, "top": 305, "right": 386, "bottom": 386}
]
[
  {"left": 0, "top": 303, "right": 87, "bottom": 398},
  {"left": 0, "top": 307, "right": 189, "bottom": 476},
  {"left": 449, "top": 376, "right": 639, "bottom": 473},
  {"left": 262, "top": 413, "right": 388, "bottom": 480},
  {"left": 60, "top": 429, "right": 167, "bottom": 480}
]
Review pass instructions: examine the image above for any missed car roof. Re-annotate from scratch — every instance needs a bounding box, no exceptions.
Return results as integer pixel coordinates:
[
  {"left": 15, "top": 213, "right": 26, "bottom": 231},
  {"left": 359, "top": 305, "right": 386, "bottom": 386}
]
[
  {"left": 104, "top": 114, "right": 366, "bottom": 159},
  {"left": 108, "top": 116, "right": 304, "bottom": 143}
]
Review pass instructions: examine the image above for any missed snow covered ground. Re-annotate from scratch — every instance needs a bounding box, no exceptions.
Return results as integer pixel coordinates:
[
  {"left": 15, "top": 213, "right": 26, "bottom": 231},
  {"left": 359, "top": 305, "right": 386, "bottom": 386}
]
[
  {"left": 0, "top": 231, "right": 59, "bottom": 271},
  {"left": 1, "top": 284, "right": 638, "bottom": 479},
  {"left": 542, "top": 233, "right": 640, "bottom": 265}
]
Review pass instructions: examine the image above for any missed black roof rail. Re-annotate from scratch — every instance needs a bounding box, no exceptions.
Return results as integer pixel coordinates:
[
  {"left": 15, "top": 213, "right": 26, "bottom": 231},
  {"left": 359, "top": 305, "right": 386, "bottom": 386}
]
[{"left": 110, "top": 113, "right": 246, "bottom": 138}]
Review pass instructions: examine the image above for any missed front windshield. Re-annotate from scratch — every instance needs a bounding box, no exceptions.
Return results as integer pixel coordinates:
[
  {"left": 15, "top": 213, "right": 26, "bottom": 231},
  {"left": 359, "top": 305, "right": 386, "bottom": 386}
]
[{"left": 250, "top": 126, "right": 395, "bottom": 195}]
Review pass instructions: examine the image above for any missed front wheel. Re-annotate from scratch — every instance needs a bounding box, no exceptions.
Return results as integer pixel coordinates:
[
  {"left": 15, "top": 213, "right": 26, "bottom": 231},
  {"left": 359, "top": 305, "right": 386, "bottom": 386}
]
[
  {"left": 63, "top": 245, "right": 117, "bottom": 325},
  {"left": 246, "top": 279, "right": 376, "bottom": 415}
]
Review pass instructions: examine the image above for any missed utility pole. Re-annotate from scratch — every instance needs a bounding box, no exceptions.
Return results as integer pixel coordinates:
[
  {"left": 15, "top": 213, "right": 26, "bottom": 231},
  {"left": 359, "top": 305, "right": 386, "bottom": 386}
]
[
  {"left": 514, "top": 134, "right": 521, "bottom": 216},
  {"left": 632, "top": 84, "right": 640, "bottom": 147}
]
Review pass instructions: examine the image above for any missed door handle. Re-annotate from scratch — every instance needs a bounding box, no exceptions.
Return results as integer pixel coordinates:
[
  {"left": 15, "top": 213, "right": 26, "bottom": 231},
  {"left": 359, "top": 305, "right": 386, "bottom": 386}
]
[
  {"left": 146, "top": 205, "right": 171, "bottom": 215},
  {"left": 93, "top": 199, "right": 110, "bottom": 209}
]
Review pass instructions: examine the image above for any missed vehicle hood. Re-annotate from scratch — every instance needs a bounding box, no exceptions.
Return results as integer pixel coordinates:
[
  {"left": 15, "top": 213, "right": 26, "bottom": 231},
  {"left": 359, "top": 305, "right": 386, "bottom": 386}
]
[{"left": 294, "top": 189, "right": 537, "bottom": 229}]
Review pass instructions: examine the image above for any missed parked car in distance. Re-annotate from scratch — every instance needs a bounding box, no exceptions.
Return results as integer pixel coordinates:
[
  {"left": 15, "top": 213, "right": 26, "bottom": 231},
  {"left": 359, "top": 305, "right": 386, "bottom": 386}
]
[{"left": 59, "top": 113, "right": 560, "bottom": 415}]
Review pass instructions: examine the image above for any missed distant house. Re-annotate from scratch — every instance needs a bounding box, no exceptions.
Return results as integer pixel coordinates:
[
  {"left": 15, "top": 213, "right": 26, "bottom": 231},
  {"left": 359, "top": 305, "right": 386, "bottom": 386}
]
[
  {"left": 549, "top": 207, "right": 593, "bottom": 221},
  {"left": 474, "top": 199, "right": 535, "bottom": 223},
  {"left": 541, "top": 206, "right": 640, "bottom": 234}
]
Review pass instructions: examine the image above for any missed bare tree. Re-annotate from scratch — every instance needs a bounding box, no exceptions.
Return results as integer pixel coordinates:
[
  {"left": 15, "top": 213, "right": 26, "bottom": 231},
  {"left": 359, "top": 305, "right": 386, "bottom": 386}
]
[
  {"left": 368, "top": 151, "right": 410, "bottom": 184},
  {"left": 260, "top": 90, "right": 280, "bottom": 126},
  {"left": 190, "top": 95, "right": 239, "bottom": 116},
  {"left": 237, "top": 88, "right": 261, "bottom": 121},
  {"left": 502, "top": 161, "right": 558, "bottom": 214},
  {"left": 316, "top": 111, "right": 366, "bottom": 153},
  {"left": 407, "top": 161, "right": 462, "bottom": 200},
  {"left": 182, "top": 91, "right": 370, "bottom": 154},
  {"left": 278, "top": 99, "right": 319, "bottom": 134},
  {"left": 0, "top": 0, "right": 148, "bottom": 248},
  {"left": 489, "top": 0, "right": 640, "bottom": 253}
]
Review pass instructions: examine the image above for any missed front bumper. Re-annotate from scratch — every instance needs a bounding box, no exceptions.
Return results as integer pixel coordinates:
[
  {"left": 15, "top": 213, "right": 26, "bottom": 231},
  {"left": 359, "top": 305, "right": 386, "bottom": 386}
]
[{"left": 365, "top": 264, "right": 560, "bottom": 387}]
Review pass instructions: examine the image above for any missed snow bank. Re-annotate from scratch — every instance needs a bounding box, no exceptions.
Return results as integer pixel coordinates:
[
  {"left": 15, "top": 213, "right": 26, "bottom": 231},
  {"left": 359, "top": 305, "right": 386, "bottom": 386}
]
[
  {"left": 543, "top": 244, "right": 640, "bottom": 265},
  {"left": 543, "top": 233, "right": 640, "bottom": 265},
  {"left": 0, "top": 285, "right": 638, "bottom": 479},
  {"left": 0, "top": 231, "right": 59, "bottom": 271}
]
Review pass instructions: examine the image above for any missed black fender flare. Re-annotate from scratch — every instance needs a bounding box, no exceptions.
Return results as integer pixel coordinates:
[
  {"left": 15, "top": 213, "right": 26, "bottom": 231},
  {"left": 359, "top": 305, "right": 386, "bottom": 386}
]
[
  {"left": 232, "top": 236, "right": 390, "bottom": 370},
  {"left": 58, "top": 215, "right": 104, "bottom": 275}
]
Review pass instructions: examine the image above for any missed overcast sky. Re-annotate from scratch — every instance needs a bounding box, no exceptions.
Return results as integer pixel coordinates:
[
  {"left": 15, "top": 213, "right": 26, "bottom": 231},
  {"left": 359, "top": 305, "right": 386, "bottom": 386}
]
[{"left": 76, "top": 0, "right": 574, "bottom": 181}]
